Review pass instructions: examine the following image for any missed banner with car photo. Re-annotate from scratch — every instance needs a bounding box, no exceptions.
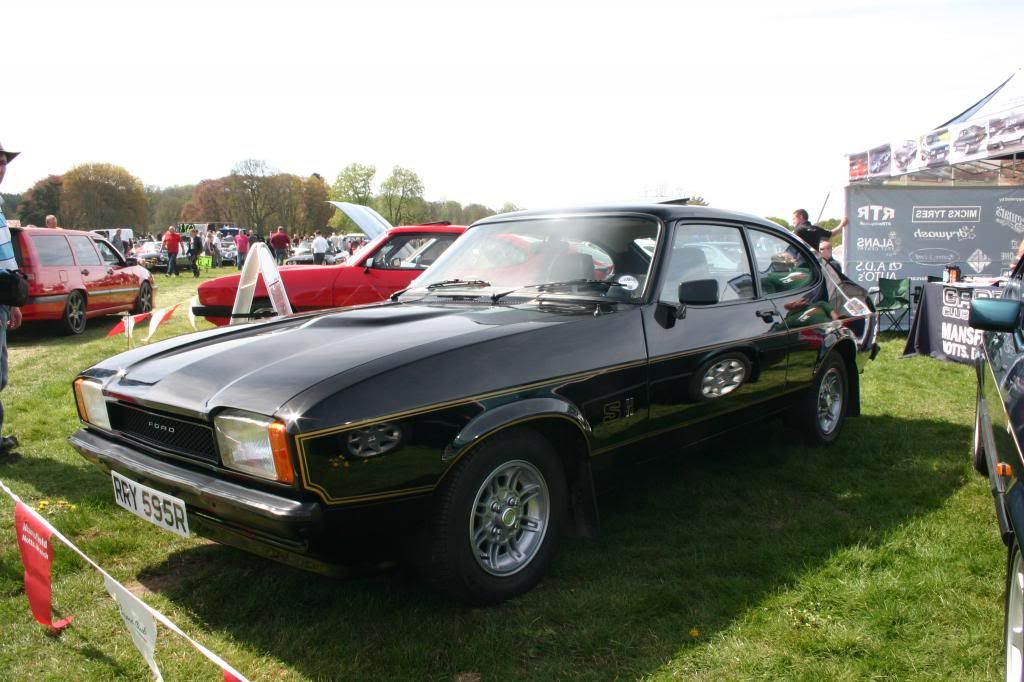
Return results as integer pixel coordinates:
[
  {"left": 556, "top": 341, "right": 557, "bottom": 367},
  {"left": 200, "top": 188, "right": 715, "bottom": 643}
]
[
  {"left": 847, "top": 73, "right": 1024, "bottom": 182},
  {"left": 845, "top": 185, "right": 1024, "bottom": 287}
]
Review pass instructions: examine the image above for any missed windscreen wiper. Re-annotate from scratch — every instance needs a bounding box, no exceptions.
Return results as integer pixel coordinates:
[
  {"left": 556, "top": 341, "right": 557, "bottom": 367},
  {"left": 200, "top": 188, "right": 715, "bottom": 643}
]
[
  {"left": 490, "top": 279, "right": 625, "bottom": 303},
  {"left": 536, "top": 279, "right": 626, "bottom": 291},
  {"left": 426, "top": 279, "right": 492, "bottom": 290}
]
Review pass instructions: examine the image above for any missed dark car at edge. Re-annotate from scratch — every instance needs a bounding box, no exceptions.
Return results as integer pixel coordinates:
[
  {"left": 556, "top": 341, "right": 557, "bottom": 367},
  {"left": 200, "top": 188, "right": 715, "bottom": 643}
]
[
  {"left": 968, "top": 263, "right": 1024, "bottom": 679},
  {"left": 70, "top": 204, "right": 879, "bottom": 604}
]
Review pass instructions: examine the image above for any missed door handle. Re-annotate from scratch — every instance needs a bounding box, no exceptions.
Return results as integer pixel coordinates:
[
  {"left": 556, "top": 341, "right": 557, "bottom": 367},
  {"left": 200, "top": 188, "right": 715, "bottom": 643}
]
[
  {"left": 80, "top": 269, "right": 89, "bottom": 276},
  {"left": 106, "top": 269, "right": 114, "bottom": 275},
  {"left": 756, "top": 308, "right": 777, "bottom": 322}
]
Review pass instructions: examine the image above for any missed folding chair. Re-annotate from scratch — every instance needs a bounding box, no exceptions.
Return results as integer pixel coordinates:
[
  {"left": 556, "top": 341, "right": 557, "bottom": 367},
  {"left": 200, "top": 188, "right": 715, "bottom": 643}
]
[{"left": 871, "top": 277, "right": 911, "bottom": 331}]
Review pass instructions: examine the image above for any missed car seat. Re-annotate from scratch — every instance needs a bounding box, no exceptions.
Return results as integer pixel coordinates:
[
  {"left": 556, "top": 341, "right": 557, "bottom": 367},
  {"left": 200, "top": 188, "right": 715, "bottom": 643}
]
[{"left": 548, "top": 252, "right": 596, "bottom": 281}]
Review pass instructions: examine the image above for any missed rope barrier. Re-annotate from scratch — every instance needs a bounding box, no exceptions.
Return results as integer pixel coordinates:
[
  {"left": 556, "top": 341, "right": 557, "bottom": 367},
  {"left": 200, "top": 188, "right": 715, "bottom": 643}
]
[{"left": 1, "top": 477, "right": 250, "bottom": 681}]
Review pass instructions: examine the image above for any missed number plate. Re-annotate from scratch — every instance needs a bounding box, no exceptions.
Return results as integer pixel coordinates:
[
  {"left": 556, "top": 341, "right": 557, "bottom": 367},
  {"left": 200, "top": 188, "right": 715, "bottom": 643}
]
[{"left": 111, "top": 471, "right": 190, "bottom": 538}]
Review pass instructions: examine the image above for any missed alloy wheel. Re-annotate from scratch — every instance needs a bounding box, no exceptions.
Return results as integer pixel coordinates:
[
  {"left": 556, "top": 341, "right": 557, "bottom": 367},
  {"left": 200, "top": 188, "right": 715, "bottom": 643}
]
[
  {"left": 1009, "top": 549, "right": 1024, "bottom": 681},
  {"left": 469, "top": 460, "right": 549, "bottom": 577},
  {"left": 817, "top": 367, "right": 843, "bottom": 435},
  {"left": 701, "top": 358, "right": 747, "bottom": 398}
]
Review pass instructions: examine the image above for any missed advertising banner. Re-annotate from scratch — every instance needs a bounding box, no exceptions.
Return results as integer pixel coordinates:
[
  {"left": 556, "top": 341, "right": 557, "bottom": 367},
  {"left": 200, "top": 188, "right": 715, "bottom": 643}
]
[
  {"left": 14, "top": 502, "right": 73, "bottom": 631},
  {"left": 845, "top": 185, "right": 1024, "bottom": 287},
  {"left": 105, "top": 575, "right": 163, "bottom": 681},
  {"left": 847, "top": 72, "right": 1024, "bottom": 182}
]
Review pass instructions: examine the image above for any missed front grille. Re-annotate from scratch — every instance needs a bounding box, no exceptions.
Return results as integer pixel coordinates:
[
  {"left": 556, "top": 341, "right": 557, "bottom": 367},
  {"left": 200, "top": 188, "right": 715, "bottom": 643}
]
[{"left": 108, "top": 403, "right": 218, "bottom": 464}]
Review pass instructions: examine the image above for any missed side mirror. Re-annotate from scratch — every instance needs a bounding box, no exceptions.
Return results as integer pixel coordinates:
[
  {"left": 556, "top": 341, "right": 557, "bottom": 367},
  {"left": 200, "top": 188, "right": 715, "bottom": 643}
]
[
  {"left": 124, "top": 257, "right": 138, "bottom": 266},
  {"left": 363, "top": 257, "right": 374, "bottom": 272},
  {"left": 678, "top": 279, "right": 719, "bottom": 306},
  {"left": 969, "top": 298, "right": 1021, "bottom": 332}
]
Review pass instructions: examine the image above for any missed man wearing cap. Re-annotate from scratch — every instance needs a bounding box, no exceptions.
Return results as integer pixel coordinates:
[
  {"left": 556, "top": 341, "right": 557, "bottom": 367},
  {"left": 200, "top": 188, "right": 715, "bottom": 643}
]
[{"left": 0, "top": 143, "right": 23, "bottom": 462}]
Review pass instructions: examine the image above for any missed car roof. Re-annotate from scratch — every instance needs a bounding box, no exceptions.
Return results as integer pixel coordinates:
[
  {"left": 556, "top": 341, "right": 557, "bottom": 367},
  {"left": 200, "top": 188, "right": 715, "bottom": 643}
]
[
  {"left": 471, "top": 204, "right": 789, "bottom": 234},
  {"left": 13, "top": 226, "right": 113, "bottom": 239},
  {"left": 388, "top": 224, "right": 468, "bottom": 235}
]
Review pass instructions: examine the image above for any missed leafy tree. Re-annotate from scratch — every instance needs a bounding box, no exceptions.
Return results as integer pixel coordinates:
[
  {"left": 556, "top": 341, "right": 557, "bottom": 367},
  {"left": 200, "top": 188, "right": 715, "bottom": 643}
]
[
  {"left": 17, "top": 175, "right": 62, "bottom": 227},
  {"left": 229, "top": 159, "right": 276, "bottom": 236},
  {"left": 331, "top": 163, "right": 375, "bottom": 206},
  {"left": 303, "top": 174, "right": 333, "bottom": 232},
  {"left": 687, "top": 195, "right": 709, "bottom": 206},
  {"left": 462, "top": 203, "right": 495, "bottom": 225},
  {"left": 329, "top": 163, "right": 376, "bottom": 231},
  {"left": 182, "top": 178, "right": 232, "bottom": 224},
  {"left": 499, "top": 202, "right": 522, "bottom": 214},
  {"left": 266, "top": 173, "right": 306, "bottom": 231},
  {"left": 378, "top": 166, "right": 424, "bottom": 226},
  {"left": 425, "top": 199, "right": 465, "bottom": 224},
  {"left": 1, "top": 193, "right": 21, "bottom": 220},
  {"left": 61, "top": 164, "right": 147, "bottom": 229},
  {"left": 146, "top": 184, "right": 194, "bottom": 234},
  {"left": 765, "top": 216, "right": 790, "bottom": 229}
]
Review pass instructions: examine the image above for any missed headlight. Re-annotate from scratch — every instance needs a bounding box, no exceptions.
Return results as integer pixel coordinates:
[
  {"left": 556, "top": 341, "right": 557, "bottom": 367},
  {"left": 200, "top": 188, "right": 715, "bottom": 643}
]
[
  {"left": 73, "top": 378, "right": 111, "bottom": 430},
  {"left": 214, "top": 410, "right": 294, "bottom": 483}
]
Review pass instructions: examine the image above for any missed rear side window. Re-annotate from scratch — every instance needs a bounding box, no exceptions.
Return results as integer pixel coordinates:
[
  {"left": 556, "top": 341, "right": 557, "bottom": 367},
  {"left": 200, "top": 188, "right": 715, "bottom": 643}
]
[
  {"left": 31, "top": 234, "right": 75, "bottom": 266},
  {"left": 69, "top": 235, "right": 102, "bottom": 265},
  {"left": 749, "top": 229, "right": 817, "bottom": 295}
]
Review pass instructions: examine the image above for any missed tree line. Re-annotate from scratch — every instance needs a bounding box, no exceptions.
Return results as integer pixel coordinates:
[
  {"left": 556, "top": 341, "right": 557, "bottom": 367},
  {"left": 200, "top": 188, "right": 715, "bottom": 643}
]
[{"left": 0, "top": 160, "right": 522, "bottom": 237}]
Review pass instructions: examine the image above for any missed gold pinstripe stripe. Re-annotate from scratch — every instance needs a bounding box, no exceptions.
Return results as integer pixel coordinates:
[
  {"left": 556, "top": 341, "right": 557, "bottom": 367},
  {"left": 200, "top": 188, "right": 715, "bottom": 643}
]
[
  {"left": 300, "top": 413, "right": 588, "bottom": 505},
  {"left": 294, "top": 325, "right": 822, "bottom": 505}
]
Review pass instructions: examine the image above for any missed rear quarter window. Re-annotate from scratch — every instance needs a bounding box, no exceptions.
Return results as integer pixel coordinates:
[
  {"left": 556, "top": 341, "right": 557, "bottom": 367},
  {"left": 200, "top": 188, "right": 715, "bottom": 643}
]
[
  {"left": 11, "top": 230, "right": 24, "bottom": 267},
  {"left": 31, "top": 234, "right": 76, "bottom": 266}
]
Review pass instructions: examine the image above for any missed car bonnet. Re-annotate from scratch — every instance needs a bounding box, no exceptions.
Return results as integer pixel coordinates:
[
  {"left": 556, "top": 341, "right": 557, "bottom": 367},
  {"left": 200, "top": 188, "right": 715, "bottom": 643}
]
[{"left": 91, "top": 303, "right": 585, "bottom": 419}]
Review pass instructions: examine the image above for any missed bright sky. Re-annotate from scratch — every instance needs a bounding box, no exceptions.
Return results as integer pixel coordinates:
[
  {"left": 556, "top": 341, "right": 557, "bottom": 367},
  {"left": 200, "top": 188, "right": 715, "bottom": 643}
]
[{"left": 4, "top": 0, "right": 1022, "bottom": 221}]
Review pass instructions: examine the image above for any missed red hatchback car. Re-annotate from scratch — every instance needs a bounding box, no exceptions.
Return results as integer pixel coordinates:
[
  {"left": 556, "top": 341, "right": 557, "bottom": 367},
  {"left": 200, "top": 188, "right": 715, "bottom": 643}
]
[
  {"left": 195, "top": 224, "right": 466, "bottom": 326},
  {"left": 13, "top": 227, "right": 155, "bottom": 334}
]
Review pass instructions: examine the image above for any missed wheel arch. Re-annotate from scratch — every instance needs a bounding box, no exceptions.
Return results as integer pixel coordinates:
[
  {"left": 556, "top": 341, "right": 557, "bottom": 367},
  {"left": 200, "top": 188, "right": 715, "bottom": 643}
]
[{"left": 441, "top": 398, "right": 599, "bottom": 537}]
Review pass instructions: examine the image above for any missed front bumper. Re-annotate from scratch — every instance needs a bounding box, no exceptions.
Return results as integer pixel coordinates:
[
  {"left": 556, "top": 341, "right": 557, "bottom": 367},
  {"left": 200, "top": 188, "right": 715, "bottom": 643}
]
[{"left": 69, "top": 428, "right": 340, "bottom": 574}]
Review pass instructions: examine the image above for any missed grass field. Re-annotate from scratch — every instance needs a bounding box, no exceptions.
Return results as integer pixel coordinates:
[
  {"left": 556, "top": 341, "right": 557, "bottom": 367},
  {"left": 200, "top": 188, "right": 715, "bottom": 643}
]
[{"left": 0, "top": 282, "right": 1008, "bottom": 681}]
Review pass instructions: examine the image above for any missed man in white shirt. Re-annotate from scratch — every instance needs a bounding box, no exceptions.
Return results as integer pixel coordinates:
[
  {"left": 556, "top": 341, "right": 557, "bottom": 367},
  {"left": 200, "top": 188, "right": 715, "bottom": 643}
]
[
  {"left": 312, "top": 231, "right": 329, "bottom": 265},
  {"left": 0, "top": 142, "right": 23, "bottom": 462}
]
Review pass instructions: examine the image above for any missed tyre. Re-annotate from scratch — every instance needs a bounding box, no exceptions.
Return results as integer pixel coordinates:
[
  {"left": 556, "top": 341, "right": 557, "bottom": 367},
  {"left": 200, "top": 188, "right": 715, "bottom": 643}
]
[
  {"left": 418, "top": 427, "right": 567, "bottom": 605},
  {"left": 133, "top": 281, "right": 153, "bottom": 315},
  {"left": 1006, "top": 539, "right": 1024, "bottom": 682},
  {"left": 60, "top": 290, "right": 87, "bottom": 335},
  {"left": 251, "top": 297, "right": 276, "bottom": 318},
  {"left": 791, "top": 352, "right": 848, "bottom": 445},
  {"left": 975, "top": 402, "right": 989, "bottom": 476},
  {"left": 689, "top": 353, "right": 750, "bottom": 402}
]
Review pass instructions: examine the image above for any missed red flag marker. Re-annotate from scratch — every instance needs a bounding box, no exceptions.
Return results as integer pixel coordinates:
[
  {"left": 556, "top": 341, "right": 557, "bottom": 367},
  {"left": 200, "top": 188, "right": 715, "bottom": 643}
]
[
  {"left": 107, "top": 312, "right": 151, "bottom": 337},
  {"left": 14, "top": 502, "right": 72, "bottom": 631},
  {"left": 144, "top": 304, "right": 180, "bottom": 341}
]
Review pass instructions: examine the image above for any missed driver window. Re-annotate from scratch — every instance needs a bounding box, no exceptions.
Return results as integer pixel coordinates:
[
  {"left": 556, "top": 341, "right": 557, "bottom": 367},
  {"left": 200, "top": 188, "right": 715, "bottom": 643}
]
[
  {"left": 371, "top": 235, "right": 419, "bottom": 270},
  {"left": 95, "top": 240, "right": 122, "bottom": 266},
  {"left": 658, "top": 223, "right": 754, "bottom": 304}
]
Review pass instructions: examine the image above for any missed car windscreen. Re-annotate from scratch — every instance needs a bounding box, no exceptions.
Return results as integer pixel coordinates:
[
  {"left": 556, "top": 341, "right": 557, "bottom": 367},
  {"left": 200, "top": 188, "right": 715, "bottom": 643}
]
[{"left": 408, "top": 215, "right": 660, "bottom": 302}]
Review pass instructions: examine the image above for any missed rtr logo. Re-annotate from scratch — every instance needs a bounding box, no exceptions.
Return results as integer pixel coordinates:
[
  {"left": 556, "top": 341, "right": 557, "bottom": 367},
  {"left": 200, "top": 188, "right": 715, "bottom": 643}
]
[{"left": 857, "top": 205, "right": 895, "bottom": 222}]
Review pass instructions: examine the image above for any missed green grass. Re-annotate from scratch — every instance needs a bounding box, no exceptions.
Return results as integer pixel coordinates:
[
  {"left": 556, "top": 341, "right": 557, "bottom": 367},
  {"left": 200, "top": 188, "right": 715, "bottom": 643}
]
[{"left": 0, "top": 308, "right": 1008, "bottom": 680}]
